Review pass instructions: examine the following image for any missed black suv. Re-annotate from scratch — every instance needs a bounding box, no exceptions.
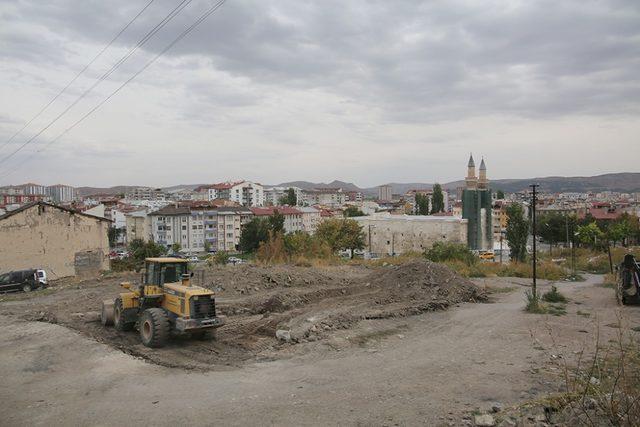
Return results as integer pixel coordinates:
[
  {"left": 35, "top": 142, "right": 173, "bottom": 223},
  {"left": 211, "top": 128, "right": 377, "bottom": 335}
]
[{"left": 0, "top": 269, "right": 40, "bottom": 293}]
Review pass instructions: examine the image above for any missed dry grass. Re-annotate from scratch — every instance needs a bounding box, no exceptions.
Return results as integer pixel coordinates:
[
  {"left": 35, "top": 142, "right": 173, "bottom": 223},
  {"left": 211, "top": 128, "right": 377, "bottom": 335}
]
[
  {"left": 444, "top": 259, "right": 568, "bottom": 280},
  {"left": 545, "top": 318, "right": 640, "bottom": 425}
]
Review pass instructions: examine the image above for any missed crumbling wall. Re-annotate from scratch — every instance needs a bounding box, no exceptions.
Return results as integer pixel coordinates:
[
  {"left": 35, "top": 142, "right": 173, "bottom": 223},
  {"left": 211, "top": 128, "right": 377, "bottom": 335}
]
[{"left": 0, "top": 204, "right": 109, "bottom": 278}]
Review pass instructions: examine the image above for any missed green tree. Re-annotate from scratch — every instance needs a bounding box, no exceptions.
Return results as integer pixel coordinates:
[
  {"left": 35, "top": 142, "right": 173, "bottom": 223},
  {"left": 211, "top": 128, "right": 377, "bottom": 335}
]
[
  {"left": 278, "top": 188, "right": 297, "bottom": 206},
  {"left": 431, "top": 183, "right": 444, "bottom": 214},
  {"left": 415, "top": 193, "right": 429, "bottom": 215},
  {"left": 171, "top": 243, "right": 182, "bottom": 254},
  {"left": 496, "top": 189, "right": 505, "bottom": 199},
  {"left": 576, "top": 222, "right": 604, "bottom": 248},
  {"left": 505, "top": 203, "right": 530, "bottom": 262},
  {"left": 268, "top": 210, "right": 285, "bottom": 233},
  {"left": 344, "top": 206, "right": 365, "bottom": 217},
  {"left": 239, "top": 217, "right": 271, "bottom": 252},
  {"left": 316, "top": 218, "right": 364, "bottom": 258},
  {"left": 129, "top": 238, "right": 165, "bottom": 262},
  {"left": 108, "top": 227, "right": 123, "bottom": 247}
]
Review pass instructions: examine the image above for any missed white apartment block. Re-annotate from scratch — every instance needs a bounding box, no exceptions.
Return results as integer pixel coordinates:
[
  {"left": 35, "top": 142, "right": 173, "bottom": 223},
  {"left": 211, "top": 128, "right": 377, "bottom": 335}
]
[
  {"left": 46, "top": 184, "right": 76, "bottom": 203},
  {"left": 249, "top": 207, "right": 304, "bottom": 234},
  {"left": 298, "top": 206, "right": 321, "bottom": 234},
  {"left": 301, "top": 188, "right": 345, "bottom": 208},
  {"left": 264, "top": 186, "right": 303, "bottom": 206},
  {"left": 195, "top": 181, "right": 264, "bottom": 207}
]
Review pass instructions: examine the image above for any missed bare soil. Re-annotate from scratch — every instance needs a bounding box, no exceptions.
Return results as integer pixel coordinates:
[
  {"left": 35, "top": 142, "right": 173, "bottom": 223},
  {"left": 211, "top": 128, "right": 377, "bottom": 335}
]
[{"left": 0, "top": 259, "right": 485, "bottom": 371}]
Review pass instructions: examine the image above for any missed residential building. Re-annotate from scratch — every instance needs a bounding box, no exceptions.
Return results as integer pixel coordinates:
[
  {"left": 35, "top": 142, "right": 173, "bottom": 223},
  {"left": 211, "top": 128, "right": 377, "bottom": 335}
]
[
  {"left": 149, "top": 204, "right": 253, "bottom": 253},
  {"left": 264, "top": 186, "right": 303, "bottom": 206},
  {"left": 378, "top": 185, "right": 393, "bottom": 202},
  {"left": 194, "top": 181, "right": 264, "bottom": 207},
  {"left": 0, "top": 202, "right": 110, "bottom": 278},
  {"left": 462, "top": 155, "right": 492, "bottom": 251},
  {"left": 125, "top": 187, "right": 167, "bottom": 202},
  {"left": 0, "top": 193, "right": 45, "bottom": 208},
  {"left": 215, "top": 207, "right": 253, "bottom": 251},
  {"left": 301, "top": 188, "right": 345, "bottom": 207},
  {"left": 46, "top": 184, "right": 76, "bottom": 203},
  {"left": 354, "top": 213, "right": 468, "bottom": 256},
  {"left": 345, "top": 191, "right": 363, "bottom": 202},
  {"left": 20, "top": 183, "right": 47, "bottom": 195},
  {"left": 125, "top": 210, "right": 152, "bottom": 243},
  {"left": 250, "top": 206, "right": 304, "bottom": 233},
  {"left": 298, "top": 206, "right": 322, "bottom": 234}
]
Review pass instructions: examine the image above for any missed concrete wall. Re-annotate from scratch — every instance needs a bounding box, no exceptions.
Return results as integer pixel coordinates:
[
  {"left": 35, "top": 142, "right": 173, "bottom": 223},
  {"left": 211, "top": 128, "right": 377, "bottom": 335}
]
[
  {"left": 0, "top": 204, "right": 110, "bottom": 279},
  {"left": 355, "top": 215, "right": 468, "bottom": 256}
]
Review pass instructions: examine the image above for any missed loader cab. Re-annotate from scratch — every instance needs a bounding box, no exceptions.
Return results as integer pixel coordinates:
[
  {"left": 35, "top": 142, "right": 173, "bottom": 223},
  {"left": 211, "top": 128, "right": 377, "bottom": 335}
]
[{"left": 144, "top": 258, "right": 189, "bottom": 287}]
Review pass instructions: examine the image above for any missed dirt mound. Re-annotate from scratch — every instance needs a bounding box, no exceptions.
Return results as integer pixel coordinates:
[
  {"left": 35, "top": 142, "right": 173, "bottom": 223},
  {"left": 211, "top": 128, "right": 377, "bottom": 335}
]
[
  {"left": 3, "top": 261, "right": 485, "bottom": 371},
  {"left": 366, "top": 259, "right": 485, "bottom": 306}
]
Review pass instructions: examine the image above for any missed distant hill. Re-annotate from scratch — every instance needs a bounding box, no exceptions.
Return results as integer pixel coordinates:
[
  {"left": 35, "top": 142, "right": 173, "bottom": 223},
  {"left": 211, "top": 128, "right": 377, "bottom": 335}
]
[
  {"left": 73, "top": 172, "right": 640, "bottom": 198},
  {"left": 272, "top": 180, "right": 362, "bottom": 192},
  {"left": 445, "top": 173, "right": 640, "bottom": 193}
]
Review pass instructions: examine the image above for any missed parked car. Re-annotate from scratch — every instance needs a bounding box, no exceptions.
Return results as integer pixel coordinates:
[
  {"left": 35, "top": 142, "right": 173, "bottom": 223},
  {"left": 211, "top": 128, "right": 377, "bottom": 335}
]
[
  {"left": 187, "top": 256, "right": 199, "bottom": 263},
  {"left": 227, "top": 256, "right": 243, "bottom": 265},
  {"left": 36, "top": 269, "right": 47, "bottom": 286},
  {"left": 0, "top": 269, "right": 42, "bottom": 293}
]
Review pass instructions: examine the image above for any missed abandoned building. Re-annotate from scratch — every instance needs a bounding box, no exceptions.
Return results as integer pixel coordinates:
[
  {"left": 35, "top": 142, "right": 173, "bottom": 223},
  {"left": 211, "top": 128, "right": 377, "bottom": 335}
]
[{"left": 0, "top": 201, "right": 111, "bottom": 279}]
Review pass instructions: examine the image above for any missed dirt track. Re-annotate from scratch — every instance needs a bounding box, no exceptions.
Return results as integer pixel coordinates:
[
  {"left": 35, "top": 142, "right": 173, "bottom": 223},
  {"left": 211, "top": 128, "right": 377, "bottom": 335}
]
[
  {"left": 0, "top": 260, "right": 485, "bottom": 370},
  {"left": 3, "top": 271, "right": 639, "bottom": 426}
]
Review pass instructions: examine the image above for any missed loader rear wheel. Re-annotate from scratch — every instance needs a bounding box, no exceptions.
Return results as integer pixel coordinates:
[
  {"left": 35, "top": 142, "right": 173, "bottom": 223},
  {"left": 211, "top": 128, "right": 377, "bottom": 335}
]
[
  {"left": 114, "top": 298, "right": 134, "bottom": 331},
  {"left": 139, "top": 308, "right": 170, "bottom": 348},
  {"left": 101, "top": 300, "right": 115, "bottom": 326}
]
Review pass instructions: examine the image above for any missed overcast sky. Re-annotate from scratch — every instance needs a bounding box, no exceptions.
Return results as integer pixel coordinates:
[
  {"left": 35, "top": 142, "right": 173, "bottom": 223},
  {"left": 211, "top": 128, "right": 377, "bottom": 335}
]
[{"left": 0, "top": 0, "right": 639, "bottom": 188}]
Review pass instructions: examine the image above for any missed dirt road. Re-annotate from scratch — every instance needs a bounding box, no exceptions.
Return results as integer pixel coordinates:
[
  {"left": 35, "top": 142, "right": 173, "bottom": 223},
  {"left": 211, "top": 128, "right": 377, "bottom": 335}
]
[{"left": 1, "top": 272, "right": 638, "bottom": 426}]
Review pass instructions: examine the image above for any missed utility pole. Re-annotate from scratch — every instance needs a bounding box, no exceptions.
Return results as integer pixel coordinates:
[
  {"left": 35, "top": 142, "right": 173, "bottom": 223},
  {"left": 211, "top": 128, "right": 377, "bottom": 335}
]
[
  {"left": 499, "top": 231, "right": 504, "bottom": 264},
  {"left": 530, "top": 184, "right": 539, "bottom": 299}
]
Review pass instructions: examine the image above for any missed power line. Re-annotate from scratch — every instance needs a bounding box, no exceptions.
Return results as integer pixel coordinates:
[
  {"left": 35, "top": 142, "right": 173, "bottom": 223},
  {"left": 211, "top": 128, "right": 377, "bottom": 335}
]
[
  {"left": 0, "top": 0, "right": 194, "bottom": 168},
  {"left": 0, "top": 0, "right": 156, "bottom": 153},
  {"left": 0, "top": 0, "right": 227, "bottom": 182}
]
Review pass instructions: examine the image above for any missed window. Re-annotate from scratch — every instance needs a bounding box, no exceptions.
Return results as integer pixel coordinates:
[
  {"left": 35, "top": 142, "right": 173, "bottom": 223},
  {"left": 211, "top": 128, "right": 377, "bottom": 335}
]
[
  {"left": 227, "top": 233, "right": 233, "bottom": 238},
  {"left": 182, "top": 225, "right": 187, "bottom": 231}
]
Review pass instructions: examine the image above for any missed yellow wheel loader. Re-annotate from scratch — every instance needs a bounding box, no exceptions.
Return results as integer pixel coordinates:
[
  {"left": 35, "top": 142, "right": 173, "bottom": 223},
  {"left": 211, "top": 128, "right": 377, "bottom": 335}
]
[{"left": 100, "top": 257, "right": 224, "bottom": 348}]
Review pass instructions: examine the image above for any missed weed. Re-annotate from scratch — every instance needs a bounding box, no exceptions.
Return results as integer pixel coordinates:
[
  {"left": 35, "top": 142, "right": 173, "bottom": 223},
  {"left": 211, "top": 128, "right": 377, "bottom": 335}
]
[
  {"left": 542, "top": 286, "right": 568, "bottom": 303},
  {"left": 525, "top": 290, "right": 547, "bottom": 314}
]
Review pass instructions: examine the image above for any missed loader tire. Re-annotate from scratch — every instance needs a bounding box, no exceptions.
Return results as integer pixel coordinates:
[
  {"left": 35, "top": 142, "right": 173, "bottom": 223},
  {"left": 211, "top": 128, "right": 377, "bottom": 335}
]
[
  {"left": 114, "top": 298, "right": 134, "bottom": 331},
  {"left": 139, "top": 308, "right": 170, "bottom": 348},
  {"left": 101, "top": 300, "right": 115, "bottom": 326}
]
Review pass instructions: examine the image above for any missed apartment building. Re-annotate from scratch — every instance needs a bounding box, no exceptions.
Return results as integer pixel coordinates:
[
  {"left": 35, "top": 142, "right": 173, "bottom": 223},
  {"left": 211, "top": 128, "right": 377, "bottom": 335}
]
[
  {"left": 378, "top": 185, "right": 393, "bottom": 202},
  {"left": 46, "top": 184, "right": 76, "bottom": 203},
  {"left": 301, "top": 188, "right": 345, "bottom": 208},
  {"left": 194, "top": 181, "right": 264, "bottom": 207},
  {"left": 125, "top": 210, "right": 152, "bottom": 243},
  {"left": 263, "top": 186, "right": 303, "bottom": 206},
  {"left": 215, "top": 207, "right": 253, "bottom": 251},
  {"left": 250, "top": 206, "right": 304, "bottom": 233},
  {"left": 298, "top": 206, "right": 322, "bottom": 234},
  {"left": 125, "top": 187, "right": 167, "bottom": 202}
]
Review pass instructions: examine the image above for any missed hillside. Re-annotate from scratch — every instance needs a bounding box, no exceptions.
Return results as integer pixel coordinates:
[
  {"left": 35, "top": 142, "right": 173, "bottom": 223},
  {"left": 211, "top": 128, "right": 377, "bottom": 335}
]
[{"left": 69, "top": 172, "right": 640, "bottom": 197}]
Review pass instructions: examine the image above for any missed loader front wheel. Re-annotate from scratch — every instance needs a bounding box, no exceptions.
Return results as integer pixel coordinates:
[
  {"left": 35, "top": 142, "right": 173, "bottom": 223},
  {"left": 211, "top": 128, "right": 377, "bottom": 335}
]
[
  {"left": 139, "top": 308, "right": 170, "bottom": 348},
  {"left": 101, "top": 300, "right": 115, "bottom": 326},
  {"left": 114, "top": 298, "right": 134, "bottom": 331}
]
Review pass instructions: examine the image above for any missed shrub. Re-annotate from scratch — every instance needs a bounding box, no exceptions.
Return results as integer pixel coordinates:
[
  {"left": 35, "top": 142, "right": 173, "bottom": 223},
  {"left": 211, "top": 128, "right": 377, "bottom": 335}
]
[
  {"left": 425, "top": 242, "right": 477, "bottom": 265},
  {"left": 542, "top": 286, "right": 568, "bottom": 303},
  {"left": 525, "top": 290, "right": 546, "bottom": 314},
  {"left": 208, "top": 251, "right": 230, "bottom": 266}
]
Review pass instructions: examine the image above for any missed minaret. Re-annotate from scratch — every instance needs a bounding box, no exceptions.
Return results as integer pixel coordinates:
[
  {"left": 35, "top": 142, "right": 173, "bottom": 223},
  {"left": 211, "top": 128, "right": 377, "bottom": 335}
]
[
  {"left": 478, "top": 158, "right": 488, "bottom": 189},
  {"left": 465, "top": 154, "right": 477, "bottom": 189}
]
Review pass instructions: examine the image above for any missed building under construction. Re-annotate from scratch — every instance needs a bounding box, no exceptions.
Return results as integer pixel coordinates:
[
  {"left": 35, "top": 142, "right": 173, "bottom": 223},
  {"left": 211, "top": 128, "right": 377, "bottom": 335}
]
[{"left": 461, "top": 155, "right": 493, "bottom": 251}]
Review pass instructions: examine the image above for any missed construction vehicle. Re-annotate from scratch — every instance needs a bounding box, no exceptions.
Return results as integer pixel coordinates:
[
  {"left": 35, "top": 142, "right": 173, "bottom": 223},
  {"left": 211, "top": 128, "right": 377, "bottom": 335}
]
[
  {"left": 617, "top": 254, "right": 640, "bottom": 305},
  {"left": 100, "top": 257, "right": 223, "bottom": 347}
]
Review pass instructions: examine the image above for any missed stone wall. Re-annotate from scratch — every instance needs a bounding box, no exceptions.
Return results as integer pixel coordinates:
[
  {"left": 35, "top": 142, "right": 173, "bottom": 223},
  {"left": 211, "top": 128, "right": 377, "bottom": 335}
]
[{"left": 0, "top": 204, "right": 110, "bottom": 278}]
